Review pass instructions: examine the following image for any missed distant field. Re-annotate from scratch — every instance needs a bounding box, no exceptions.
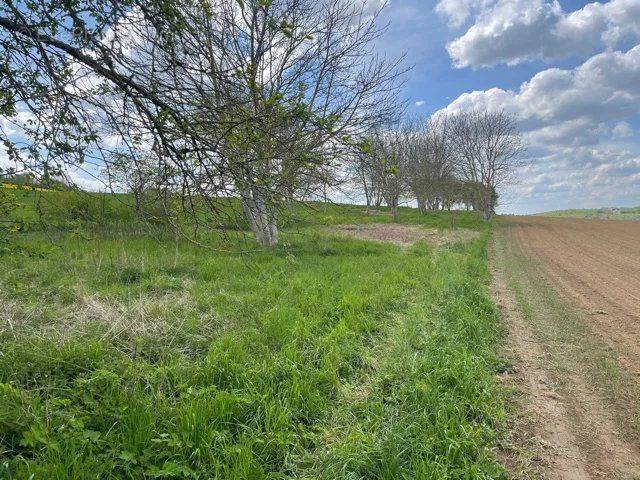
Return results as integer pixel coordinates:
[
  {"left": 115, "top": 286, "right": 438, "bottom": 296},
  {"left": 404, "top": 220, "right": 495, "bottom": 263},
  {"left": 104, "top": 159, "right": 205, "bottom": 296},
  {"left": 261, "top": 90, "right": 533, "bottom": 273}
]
[
  {"left": 538, "top": 206, "right": 640, "bottom": 220},
  {"left": 0, "top": 188, "right": 508, "bottom": 479}
]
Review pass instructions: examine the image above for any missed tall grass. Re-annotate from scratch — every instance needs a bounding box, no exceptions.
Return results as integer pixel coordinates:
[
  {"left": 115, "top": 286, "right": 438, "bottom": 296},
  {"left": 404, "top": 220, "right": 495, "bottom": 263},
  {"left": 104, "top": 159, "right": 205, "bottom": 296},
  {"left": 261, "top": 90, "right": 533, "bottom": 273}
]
[
  {"left": 1, "top": 185, "right": 484, "bottom": 235},
  {"left": 0, "top": 189, "right": 504, "bottom": 479}
]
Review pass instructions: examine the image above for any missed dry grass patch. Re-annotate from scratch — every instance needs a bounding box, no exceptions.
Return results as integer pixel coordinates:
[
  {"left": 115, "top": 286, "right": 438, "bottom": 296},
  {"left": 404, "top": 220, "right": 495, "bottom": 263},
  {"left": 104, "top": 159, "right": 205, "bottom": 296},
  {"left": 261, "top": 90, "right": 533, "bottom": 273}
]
[
  {"left": 329, "top": 223, "right": 480, "bottom": 246},
  {"left": 0, "top": 288, "right": 225, "bottom": 356}
]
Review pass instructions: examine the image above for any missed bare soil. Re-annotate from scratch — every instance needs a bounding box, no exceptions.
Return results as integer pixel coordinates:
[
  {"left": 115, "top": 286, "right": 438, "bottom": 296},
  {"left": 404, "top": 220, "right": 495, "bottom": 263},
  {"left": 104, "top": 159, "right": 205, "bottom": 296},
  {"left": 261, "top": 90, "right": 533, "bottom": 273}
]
[
  {"left": 493, "top": 216, "right": 640, "bottom": 480},
  {"left": 329, "top": 223, "right": 480, "bottom": 246},
  {"left": 508, "top": 216, "right": 640, "bottom": 374},
  {"left": 492, "top": 265, "right": 591, "bottom": 480}
]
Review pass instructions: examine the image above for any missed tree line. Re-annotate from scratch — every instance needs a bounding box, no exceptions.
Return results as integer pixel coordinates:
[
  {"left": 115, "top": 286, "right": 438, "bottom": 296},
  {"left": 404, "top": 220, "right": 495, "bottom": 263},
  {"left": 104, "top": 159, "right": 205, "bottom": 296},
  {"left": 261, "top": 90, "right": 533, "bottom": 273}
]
[{"left": 349, "top": 110, "right": 522, "bottom": 222}]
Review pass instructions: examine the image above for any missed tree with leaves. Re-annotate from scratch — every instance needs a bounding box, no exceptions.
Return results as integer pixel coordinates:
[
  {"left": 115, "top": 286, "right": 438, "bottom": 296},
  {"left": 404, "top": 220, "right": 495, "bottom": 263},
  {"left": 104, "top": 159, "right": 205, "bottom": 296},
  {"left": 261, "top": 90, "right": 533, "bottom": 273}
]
[{"left": 1, "top": 0, "right": 405, "bottom": 245}]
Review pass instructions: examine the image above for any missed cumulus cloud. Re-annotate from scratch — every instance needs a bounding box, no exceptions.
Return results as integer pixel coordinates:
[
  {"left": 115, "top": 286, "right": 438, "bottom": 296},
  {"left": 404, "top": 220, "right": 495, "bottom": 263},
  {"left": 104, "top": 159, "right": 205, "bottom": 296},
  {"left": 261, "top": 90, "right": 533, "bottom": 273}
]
[
  {"left": 67, "top": 170, "right": 109, "bottom": 192},
  {"left": 612, "top": 121, "right": 634, "bottom": 138},
  {"left": 438, "top": 45, "right": 640, "bottom": 213},
  {"left": 501, "top": 146, "right": 640, "bottom": 213},
  {"left": 435, "top": 0, "right": 495, "bottom": 28},
  {"left": 0, "top": 149, "right": 13, "bottom": 172},
  {"left": 444, "top": 0, "right": 640, "bottom": 68},
  {"left": 439, "top": 45, "right": 640, "bottom": 146},
  {"left": 415, "top": 100, "right": 426, "bottom": 106},
  {"left": 359, "top": 0, "right": 387, "bottom": 17}
]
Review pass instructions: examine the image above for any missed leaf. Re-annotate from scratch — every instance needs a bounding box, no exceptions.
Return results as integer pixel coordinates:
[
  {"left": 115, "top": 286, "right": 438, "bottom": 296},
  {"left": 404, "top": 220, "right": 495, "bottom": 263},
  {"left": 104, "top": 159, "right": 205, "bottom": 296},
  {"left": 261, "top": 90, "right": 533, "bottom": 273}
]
[
  {"left": 118, "top": 451, "right": 138, "bottom": 464},
  {"left": 20, "top": 425, "right": 59, "bottom": 451},
  {"left": 82, "top": 430, "right": 101, "bottom": 443}
]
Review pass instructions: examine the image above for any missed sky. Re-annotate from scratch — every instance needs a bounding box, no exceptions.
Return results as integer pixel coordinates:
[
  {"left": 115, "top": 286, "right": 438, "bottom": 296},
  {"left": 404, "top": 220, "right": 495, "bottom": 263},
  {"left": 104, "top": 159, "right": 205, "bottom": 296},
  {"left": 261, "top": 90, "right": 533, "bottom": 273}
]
[{"left": 375, "top": 0, "right": 640, "bottom": 214}]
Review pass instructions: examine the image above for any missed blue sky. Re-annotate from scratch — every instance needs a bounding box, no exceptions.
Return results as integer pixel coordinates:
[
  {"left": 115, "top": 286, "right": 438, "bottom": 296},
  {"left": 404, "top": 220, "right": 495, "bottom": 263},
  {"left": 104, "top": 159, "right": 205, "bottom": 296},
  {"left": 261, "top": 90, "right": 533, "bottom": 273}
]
[{"left": 375, "top": 0, "right": 640, "bottom": 214}]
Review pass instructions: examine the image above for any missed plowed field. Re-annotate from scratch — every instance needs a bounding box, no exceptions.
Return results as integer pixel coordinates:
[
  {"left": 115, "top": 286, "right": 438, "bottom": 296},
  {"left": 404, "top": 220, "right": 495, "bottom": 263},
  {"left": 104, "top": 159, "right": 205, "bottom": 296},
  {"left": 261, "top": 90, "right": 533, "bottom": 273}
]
[
  {"left": 509, "top": 216, "right": 640, "bottom": 369},
  {"left": 493, "top": 216, "right": 640, "bottom": 479}
]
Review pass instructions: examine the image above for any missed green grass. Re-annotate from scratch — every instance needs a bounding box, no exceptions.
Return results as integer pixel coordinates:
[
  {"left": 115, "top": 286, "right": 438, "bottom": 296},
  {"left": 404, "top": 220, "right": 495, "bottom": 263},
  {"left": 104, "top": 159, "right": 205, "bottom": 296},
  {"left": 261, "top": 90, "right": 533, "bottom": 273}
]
[
  {"left": 0, "top": 189, "right": 506, "bottom": 479},
  {"left": 537, "top": 206, "right": 640, "bottom": 221},
  {"left": 0, "top": 185, "right": 485, "bottom": 234}
]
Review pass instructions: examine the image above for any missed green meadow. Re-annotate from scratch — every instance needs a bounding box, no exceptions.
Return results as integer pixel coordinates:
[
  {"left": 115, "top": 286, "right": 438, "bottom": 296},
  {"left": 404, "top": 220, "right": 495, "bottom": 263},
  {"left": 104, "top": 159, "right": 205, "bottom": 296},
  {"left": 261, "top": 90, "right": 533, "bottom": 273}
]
[
  {"left": 1, "top": 187, "right": 507, "bottom": 479},
  {"left": 538, "top": 206, "right": 640, "bottom": 221}
]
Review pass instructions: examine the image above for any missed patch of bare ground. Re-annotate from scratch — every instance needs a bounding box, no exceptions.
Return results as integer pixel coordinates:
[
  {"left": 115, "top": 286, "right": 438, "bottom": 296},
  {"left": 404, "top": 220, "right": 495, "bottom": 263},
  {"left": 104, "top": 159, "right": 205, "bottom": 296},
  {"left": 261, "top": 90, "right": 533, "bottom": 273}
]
[
  {"left": 492, "top": 218, "right": 640, "bottom": 480},
  {"left": 329, "top": 223, "right": 479, "bottom": 246},
  {"left": 509, "top": 217, "right": 640, "bottom": 375}
]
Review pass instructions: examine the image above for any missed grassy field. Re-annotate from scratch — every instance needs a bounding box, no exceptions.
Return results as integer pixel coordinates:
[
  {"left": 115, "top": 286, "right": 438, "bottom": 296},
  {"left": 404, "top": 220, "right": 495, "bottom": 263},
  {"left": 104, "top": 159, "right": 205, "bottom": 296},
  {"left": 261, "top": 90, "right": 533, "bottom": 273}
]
[
  {"left": 537, "top": 206, "right": 640, "bottom": 220},
  {"left": 1, "top": 187, "right": 508, "bottom": 479}
]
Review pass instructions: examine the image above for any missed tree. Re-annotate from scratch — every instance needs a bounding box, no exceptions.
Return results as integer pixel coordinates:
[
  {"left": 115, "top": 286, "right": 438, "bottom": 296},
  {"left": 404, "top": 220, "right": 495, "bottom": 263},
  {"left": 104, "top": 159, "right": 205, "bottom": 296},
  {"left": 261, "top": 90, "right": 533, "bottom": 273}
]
[
  {"left": 105, "top": 149, "right": 161, "bottom": 218},
  {"left": 348, "top": 138, "right": 384, "bottom": 212},
  {"left": 447, "top": 110, "right": 523, "bottom": 220},
  {"left": 368, "top": 129, "right": 408, "bottom": 222},
  {"left": 399, "top": 115, "right": 455, "bottom": 214},
  {"left": 1, "top": 0, "right": 406, "bottom": 246}
]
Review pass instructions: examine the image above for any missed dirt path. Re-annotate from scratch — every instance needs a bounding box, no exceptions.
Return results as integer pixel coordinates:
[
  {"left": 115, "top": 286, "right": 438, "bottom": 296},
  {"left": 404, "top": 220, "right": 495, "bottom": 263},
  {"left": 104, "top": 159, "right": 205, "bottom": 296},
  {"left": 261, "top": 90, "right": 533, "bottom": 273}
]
[{"left": 492, "top": 216, "right": 640, "bottom": 480}]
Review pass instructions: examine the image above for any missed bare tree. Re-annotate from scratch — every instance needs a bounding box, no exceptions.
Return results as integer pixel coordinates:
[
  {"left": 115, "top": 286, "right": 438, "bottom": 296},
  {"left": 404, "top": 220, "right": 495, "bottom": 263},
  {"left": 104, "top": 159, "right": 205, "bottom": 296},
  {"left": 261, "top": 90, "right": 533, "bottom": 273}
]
[
  {"left": 104, "top": 147, "right": 163, "bottom": 218},
  {"left": 1, "top": 0, "right": 406, "bottom": 246},
  {"left": 368, "top": 129, "right": 408, "bottom": 222},
  {"left": 400, "top": 115, "right": 455, "bottom": 214},
  {"left": 347, "top": 139, "right": 385, "bottom": 212},
  {"left": 447, "top": 110, "right": 523, "bottom": 220}
]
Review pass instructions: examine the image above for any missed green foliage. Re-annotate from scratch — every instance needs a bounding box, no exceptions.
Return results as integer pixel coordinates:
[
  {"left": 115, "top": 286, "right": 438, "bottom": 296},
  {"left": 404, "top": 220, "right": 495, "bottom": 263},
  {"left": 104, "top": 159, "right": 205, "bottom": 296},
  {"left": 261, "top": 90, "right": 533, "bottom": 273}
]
[
  {"left": 0, "top": 187, "right": 136, "bottom": 233},
  {"left": 0, "top": 189, "right": 13, "bottom": 222},
  {"left": 0, "top": 191, "right": 503, "bottom": 478},
  {"left": 0, "top": 185, "right": 493, "bottom": 236}
]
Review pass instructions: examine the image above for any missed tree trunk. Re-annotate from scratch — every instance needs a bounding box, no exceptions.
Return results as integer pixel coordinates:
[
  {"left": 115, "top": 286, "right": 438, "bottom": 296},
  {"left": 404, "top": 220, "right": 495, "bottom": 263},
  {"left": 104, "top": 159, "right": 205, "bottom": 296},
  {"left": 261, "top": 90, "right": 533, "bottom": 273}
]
[
  {"left": 390, "top": 198, "right": 399, "bottom": 222},
  {"left": 417, "top": 197, "right": 427, "bottom": 215},
  {"left": 133, "top": 190, "right": 144, "bottom": 219},
  {"left": 322, "top": 182, "right": 328, "bottom": 213},
  {"left": 242, "top": 187, "right": 279, "bottom": 247},
  {"left": 481, "top": 195, "right": 493, "bottom": 221},
  {"left": 362, "top": 177, "right": 371, "bottom": 213}
]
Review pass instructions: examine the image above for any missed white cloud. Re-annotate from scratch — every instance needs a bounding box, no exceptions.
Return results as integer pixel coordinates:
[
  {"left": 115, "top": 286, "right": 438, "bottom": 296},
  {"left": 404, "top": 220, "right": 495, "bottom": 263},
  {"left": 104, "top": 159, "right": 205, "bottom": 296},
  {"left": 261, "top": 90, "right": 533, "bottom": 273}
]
[
  {"left": 612, "top": 121, "right": 634, "bottom": 138},
  {"left": 435, "top": 0, "right": 495, "bottom": 28},
  {"left": 501, "top": 146, "right": 640, "bottom": 213},
  {"left": 68, "top": 172, "right": 108, "bottom": 192},
  {"left": 415, "top": 100, "right": 426, "bottom": 106},
  {"left": 445, "top": 0, "right": 640, "bottom": 68},
  {"left": 437, "top": 46, "right": 640, "bottom": 213},
  {"left": 0, "top": 149, "right": 13, "bottom": 172},
  {"left": 439, "top": 45, "right": 640, "bottom": 145},
  {"left": 1, "top": 110, "right": 36, "bottom": 137},
  {"left": 358, "top": 0, "right": 387, "bottom": 17}
]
